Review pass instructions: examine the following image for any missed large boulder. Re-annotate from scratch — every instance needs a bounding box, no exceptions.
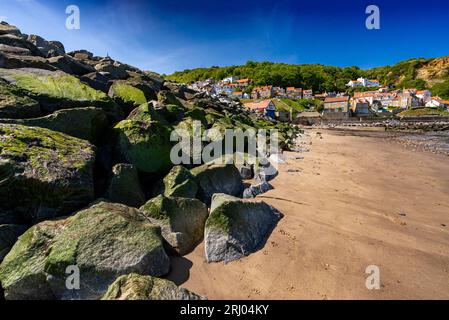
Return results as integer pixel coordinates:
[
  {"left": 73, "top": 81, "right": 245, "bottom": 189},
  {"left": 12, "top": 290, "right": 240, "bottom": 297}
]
[
  {"left": 0, "top": 124, "right": 96, "bottom": 223},
  {"left": 0, "top": 201, "right": 170, "bottom": 300},
  {"left": 108, "top": 81, "right": 148, "bottom": 114},
  {"left": 0, "top": 80, "right": 41, "bottom": 119},
  {"left": 0, "top": 44, "right": 31, "bottom": 56},
  {"left": 95, "top": 59, "right": 129, "bottom": 79},
  {"left": 0, "top": 224, "right": 27, "bottom": 262},
  {"left": 140, "top": 195, "right": 208, "bottom": 255},
  {"left": 80, "top": 71, "right": 112, "bottom": 93},
  {"left": 67, "top": 50, "right": 93, "bottom": 61},
  {"left": 0, "top": 22, "right": 22, "bottom": 36},
  {"left": 114, "top": 119, "right": 173, "bottom": 174},
  {"left": 47, "top": 55, "right": 95, "bottom": 76},
  {"left": 0, "top": 107, "right": 108, "bottom": 143},
  {"left": 0, "top": 52, "right": 56, "bottom": 70},
  {"left": 26, "top": 35, "right": 65, "bottom": 57},
  {"left": 0, "top": 68, "right": 123, "bottom": 121},
  {"left": 106, "top": 164, "right": 145, "bottom": 208},
  {"left": 190, "top": 163, "right": 243, "bottom": 205},
  {"left": 205, "top": 193, "right": 282, "bottom": 263},
  {"left": 101, "top": 273, "right": 204, "bottom": 300},
  {"left": 0, "top": 34, "right": 42, "bottom": 56},
  {"left": 162, "top": 165, "right": 198, "bottom": 198}
]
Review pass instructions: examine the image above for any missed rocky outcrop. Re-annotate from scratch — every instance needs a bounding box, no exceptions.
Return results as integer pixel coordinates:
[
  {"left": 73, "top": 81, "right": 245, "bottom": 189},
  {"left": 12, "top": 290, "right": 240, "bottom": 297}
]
[
  {"left": 47, "top": 55, "right": 95, "bottom": 76},
  {"left": 101, "top": 273, "right": 205, "bottom": 300},
  {"left": 27, "top": 35, "right": 65, "bottom": 57},
  {"left": 0, "top": 68, "right": 123, "bottom": 121},
  {"left": 0, "top": 22, "right": 22, "bottom": 37},
  {"left": 0, "top": 80, "right": 41, "bottom": 119},
  {"left": 162, "top": 165, "right": 198, "bottom": 198},
  {"left": 95, "top": 58, "right": 129, "bottom": 79},
  {"left": 114, "top": 118, "right": 173, "bottom": 174},
  {"left": 0, "top": 224, "right": 27, "bottom": 262},
  {"left": 106, "top": 164, "right": 145, "bottom": 207},
  {"left": 0, "top": 107, "right": 108, "bottom": 143},
  {"left": 140, "top": 195, "right": 208, "bottom": 255},
  {"left": 0, "top": 124, "right": 96, "bottom": 223},
  {"left": 205, "top": 194, "right": 282, "bottom": 263},
  {"left": 0, "top": 201, "right": 170, "bottom": 300},
  {"left": 191, "top": 163, "right": 243, "bottom": 205}
]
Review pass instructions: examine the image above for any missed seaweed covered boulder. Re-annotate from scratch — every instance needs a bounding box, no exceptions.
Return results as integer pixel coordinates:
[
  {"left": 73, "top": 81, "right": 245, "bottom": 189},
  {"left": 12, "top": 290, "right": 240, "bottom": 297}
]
[
  {"left": 0, "top": 79, "right": 41, "bottom": 119},
  {"left": 108, "top": 81, "right": 148, "bottom": 114},
  {"left": 101, "top": 273, "right": 205, "bottom": 300},
  {"left": 114, "top": 119, "right": 173, "bottom": 174},
  {"left": 0, "top": 107, "right": 108, "bottom": 144},
  {"left": 205, "top": 193, "right": 282, "bottom": 263},
  {"left": 140, "top": 195, "right": 208, "bottom": 255},
  {"left": 162, "top": 165, "right": 198, "bottom": 198},
  {"left": 106, "top": 163, "right": 145, "bottom": 208},
  {"left": 0, "top": 224, "right": 27, "bottom": 262},
  {"left": 0, "top": 124, "right": 96, "bottom": 223},
  {"left": 0, "top": 201, "right": 170, "bottom": 300},
  {"left": 0, "top": 68, "right": 123, "bottom": 121},
  {"left": 191, "top": 163, "right": 243, "bottom": 205}
]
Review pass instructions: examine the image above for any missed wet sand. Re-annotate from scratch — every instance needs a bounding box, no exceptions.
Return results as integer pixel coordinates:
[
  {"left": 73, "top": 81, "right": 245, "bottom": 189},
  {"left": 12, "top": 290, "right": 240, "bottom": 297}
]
[{"left": 168, "top": 129, "right": 449, "bottom": 299}]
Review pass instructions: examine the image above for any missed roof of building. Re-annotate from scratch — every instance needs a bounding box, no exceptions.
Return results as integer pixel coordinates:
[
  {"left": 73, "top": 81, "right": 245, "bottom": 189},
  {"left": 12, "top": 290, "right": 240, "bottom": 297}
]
[
  {"left": 244, "top": 99, "right": 273, "bottom": 111},
  {"left": 324, "top": 96, "right": 349, "bottom": 103},
  {"left": 235, "top": 78, "right": 250, "bottom": 83}
]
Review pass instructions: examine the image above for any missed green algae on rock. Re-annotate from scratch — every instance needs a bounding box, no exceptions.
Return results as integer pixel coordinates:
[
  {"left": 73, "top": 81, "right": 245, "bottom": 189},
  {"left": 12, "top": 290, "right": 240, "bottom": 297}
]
[
  {"left": 0, "top": 201, "right": 170, "bottom": 300},
  {"left": 0, "top": 123, "right": 96, "bottom": 223},
  {"left": 106, "top": 163, "right": 145, "bottom": 207},
  {"left": 140, "top": 195, "right": 208, "bottom": 255},
  {"left": 0, "top": 107, "right": 108, "bottom": 144},
  {"left": 101, "top": 273, "right": 205, "bottom": 300},
  {"left": 162, "top": 165, "right": 198, "bottom": 198},
  {"left": 0, "top": 80, "right": 41, "bottom": 119}
]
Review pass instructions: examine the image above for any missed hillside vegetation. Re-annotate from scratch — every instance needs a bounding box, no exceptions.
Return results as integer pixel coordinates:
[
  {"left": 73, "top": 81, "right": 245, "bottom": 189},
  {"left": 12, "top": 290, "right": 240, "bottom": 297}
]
[{"left": 167, "top": 56, "right": 449, "bottom": 98}]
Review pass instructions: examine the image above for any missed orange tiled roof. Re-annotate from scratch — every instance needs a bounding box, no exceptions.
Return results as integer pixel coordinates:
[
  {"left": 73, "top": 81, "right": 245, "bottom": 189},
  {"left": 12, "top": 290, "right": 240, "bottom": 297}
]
[
  {"left": 325, "top": 96, "right": 349, "bottom": 103},
  {"left": 244, "top": 99, "right": 273, "bottom": 111}
]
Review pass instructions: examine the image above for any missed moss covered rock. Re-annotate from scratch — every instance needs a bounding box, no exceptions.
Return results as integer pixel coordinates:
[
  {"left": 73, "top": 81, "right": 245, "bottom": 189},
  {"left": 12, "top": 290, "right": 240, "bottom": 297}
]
[
  {"left": 140, "top": 195, "right": 208, "bottom": 255},
  {"left": 191, "top": 163, "right": 243, "bottom": 205},
  {"left": 0, "top": 123, "right": 96, "bottom": 223},
  {"left": 0, "top": 68, "right": 123, "bottom": 121},
  {"left": 0, "top": 224, "right": 27, "bottom": 262},
  {"left": 205, "top": 193, "right": 282, "bottom": 263},
  {"left": 162, "top": 165, "right": 198, "bottom": 198},
  {"left": 0, "top": 80, "right": 41, "bottom": 119},
  {"left": 0, "top": 107, "right": 108, "bottom": 144},
  {"left": 108, "top": 81, "right": 147, "bottom": 114},
  {"left": 0, "top": 201, "right": 170, "bottom": 300},
  {"left": 101, "top": 273, "right": 204, "bottom": 300},
  {"left": 106, "top": 163, "right": 145, "bottom": 208},
  {"left": 114, "top": 119, "right": 173, "bottom": 174}
]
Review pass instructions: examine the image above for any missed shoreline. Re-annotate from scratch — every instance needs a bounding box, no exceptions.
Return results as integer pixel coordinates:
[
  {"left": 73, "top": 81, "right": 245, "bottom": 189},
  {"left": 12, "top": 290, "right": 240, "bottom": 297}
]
[{"left": 169, "top": 128, "right": 449, "bottom": 299}]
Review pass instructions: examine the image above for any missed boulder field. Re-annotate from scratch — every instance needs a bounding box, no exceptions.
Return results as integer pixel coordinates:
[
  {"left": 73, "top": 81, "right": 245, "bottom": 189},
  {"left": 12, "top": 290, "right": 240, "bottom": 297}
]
[{"left": 0, "top": 22, "right": 300, "bottom": 300}]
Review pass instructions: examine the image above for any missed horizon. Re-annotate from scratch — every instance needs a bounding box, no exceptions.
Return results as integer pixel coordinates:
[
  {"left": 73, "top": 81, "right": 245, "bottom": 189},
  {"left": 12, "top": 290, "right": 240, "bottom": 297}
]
[{"left": 1, "top": 0, "right": 449, "bottom": 74}]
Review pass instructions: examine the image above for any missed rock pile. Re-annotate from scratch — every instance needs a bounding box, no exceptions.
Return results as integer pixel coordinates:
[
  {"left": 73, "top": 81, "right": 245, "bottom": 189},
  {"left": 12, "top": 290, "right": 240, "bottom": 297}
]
[{"left": 0, "top": 22, "right": 299, "bottom": 300}]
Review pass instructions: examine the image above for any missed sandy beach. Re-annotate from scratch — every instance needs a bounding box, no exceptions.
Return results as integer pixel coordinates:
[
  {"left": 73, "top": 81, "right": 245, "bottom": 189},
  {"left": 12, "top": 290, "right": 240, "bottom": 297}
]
[{"left": 167, "top": 128, "right": 449, "bottom": 300}]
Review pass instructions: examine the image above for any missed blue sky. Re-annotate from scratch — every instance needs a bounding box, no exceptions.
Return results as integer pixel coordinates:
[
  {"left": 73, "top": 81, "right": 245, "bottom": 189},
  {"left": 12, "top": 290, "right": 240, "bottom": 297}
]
[{"left": 1, "top": 0, "right": 449, "bottom": 74}]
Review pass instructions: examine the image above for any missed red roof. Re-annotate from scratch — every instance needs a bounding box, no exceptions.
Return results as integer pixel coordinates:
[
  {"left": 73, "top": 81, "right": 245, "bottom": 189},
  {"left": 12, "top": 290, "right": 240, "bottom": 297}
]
[
  {"left": 244, "top": 99, "right": 273, "bottom": 112},
  {"left": 325, "top": 96, "right": 349, "bottom": 103}
]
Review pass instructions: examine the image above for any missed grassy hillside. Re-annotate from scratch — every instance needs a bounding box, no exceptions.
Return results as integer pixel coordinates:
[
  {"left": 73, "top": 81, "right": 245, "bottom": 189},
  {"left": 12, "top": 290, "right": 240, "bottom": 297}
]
[{"left": 166, "top": 56, "right": 449, "bottom": 99}]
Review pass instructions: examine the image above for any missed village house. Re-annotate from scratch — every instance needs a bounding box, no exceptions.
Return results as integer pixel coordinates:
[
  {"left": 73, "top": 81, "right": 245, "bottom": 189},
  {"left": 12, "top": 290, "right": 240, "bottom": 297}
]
[
  {"left": 323, "top": 96, "right": 350, "bottom": 119},
  {"left": 425, "top": 97, "right": 449, "bottom": 108},
  {"left": 230, "top": 91, "right": 244, "bottom": 99},
  {"left": 346, "top": 77, "right": 381, "bottom": 88},
  {"left": 350, "top": 98, "right": 371, "bottom": 117},
  {"left": 390, "top": 91, "right": 421, "bottom": 109},
  {"left": 243, "top": 99, "right": 277, "bottom": 119},
  {"left": 273, "top": 86, "right": 286, "bottom": 98},
  {"left": 251, "top": 85, "right": 274, "bottom": 99},
  {"left": 234, "top": 78, "right": 252, "bottom": 88},
  {"left": 222, "top": 76, "right": 239, "bottom": 84},
  {"left": 285, "top": 87, "right": 302, "bottom": 99},
  {"left": 302, "top": 89, "right": 313, "bottom": 99},
  {"left": 416, "top": 90, "right": 432, "bottom": 103}
]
